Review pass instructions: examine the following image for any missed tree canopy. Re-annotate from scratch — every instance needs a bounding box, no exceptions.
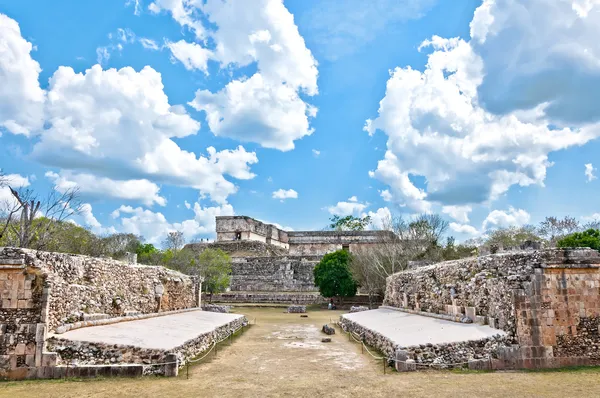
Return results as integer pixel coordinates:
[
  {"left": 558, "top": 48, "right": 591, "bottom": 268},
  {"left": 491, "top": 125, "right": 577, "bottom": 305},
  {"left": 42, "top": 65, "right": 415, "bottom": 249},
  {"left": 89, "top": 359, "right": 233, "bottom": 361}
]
[
  {"left": 313, "top": 250, "right": 357, "bottom": 299},
  {"left": 197, "top": 248, "right": 232, "bottom": 299},
  {"left": 557, "top": 229, "right": 600, "bottom": 251},
  {"left": 329, "top": 215, "right": 371, "bottom": 231}
]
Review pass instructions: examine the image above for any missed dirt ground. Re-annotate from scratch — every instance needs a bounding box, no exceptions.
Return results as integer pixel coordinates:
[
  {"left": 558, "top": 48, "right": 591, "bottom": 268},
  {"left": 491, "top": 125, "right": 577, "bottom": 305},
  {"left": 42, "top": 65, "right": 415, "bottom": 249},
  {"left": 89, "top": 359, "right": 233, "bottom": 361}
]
[{"left": 2, "top": 307, "right": 600, "bottom": 398}]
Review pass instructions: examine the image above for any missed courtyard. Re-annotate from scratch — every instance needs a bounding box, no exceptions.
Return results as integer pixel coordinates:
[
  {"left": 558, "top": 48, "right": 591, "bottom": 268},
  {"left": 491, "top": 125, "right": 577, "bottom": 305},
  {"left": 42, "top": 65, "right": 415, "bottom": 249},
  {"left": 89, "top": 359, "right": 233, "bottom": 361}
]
[{"left": 1, "top": 307, "right": 599, "bottom": 398}]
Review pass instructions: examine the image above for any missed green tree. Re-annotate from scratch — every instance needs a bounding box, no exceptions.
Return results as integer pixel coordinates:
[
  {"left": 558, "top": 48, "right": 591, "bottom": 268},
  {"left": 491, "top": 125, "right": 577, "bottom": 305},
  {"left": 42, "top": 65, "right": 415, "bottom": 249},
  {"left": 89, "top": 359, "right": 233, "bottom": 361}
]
[
  {"left": 329, "top": 215, "right": 371, "bottom": 231},
  {"left": 313, "top": 250, "right": 357, "bottom": 301},
  {"left": 197, "top": 248, "right": 232, "bottom": 302},
  {"left": 557, "top": 229, "right": 600, "bottom": 251}
]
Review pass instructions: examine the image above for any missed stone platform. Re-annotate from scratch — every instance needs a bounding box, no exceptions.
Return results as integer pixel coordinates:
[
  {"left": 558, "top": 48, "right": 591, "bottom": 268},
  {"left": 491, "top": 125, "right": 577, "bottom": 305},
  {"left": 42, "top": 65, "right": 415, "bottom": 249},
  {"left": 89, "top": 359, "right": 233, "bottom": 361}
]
[
  {"left": 342, "top": 308, "right": 506, "bottom": 347},
  {"left": 47, "top": 310, "right": 246, "bottom": 372},
  {"left": 52, "top": 310, "right": 243, "bottom": 350}
]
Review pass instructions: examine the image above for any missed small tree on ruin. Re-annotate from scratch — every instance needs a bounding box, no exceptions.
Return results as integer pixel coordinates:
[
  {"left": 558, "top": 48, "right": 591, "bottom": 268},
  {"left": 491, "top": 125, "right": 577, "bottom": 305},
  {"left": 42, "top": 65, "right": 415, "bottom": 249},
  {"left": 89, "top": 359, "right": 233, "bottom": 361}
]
[
  {"left": 197, "top": 248, "right": 232, "bottom": 303},
  {"left": 313, "top": 250, "right": 357, "bottom": 303}
]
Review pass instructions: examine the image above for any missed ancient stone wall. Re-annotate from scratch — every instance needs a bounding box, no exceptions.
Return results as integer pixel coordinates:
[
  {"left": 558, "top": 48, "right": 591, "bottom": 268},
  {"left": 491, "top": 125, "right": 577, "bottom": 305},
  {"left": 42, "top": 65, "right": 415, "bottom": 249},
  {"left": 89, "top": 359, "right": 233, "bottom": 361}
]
[
  {"left": 230, "top": 256, "right": 319, "bottom": 292},
  {"left": 0, "top": 248, "right": 199, "bottom": 331},
  {"left": 216, "top": 216, "right": 288, "bottom": 248},
  {"left": 184, "top": 240, "right": 288, "bottom": 258},
  {"left": 382, "top": 248, "right": 600, "bottom": 369},
  {"left": 287, "top": 231, "right": 395, "bottom": 256}
]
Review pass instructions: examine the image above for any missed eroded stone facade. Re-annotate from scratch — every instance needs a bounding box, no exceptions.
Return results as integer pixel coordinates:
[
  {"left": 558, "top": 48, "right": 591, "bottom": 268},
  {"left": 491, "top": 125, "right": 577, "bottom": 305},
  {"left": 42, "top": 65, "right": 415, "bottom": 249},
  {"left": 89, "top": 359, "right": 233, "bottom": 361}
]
[
  {"left": 354, "top": 248, "right": 600, "bottom": 370},
  {"left": 0, "top": 247, "right": 202, "bottom": 379}
]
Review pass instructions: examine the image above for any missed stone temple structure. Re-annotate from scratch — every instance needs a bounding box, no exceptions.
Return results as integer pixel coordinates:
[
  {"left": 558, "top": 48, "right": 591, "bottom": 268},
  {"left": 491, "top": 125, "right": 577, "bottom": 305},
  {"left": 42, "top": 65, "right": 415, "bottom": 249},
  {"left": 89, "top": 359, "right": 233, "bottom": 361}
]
[{"left": 185, "top": 216, "right": 394, "bottom": 304}]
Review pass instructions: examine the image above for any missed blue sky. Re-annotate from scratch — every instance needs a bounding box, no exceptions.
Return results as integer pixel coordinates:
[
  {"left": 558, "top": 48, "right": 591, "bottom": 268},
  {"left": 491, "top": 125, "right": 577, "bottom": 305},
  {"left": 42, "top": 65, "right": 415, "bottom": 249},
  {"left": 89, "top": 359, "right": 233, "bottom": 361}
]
[{"left": 1, "top": 0, "right": 599, "bottom": 245}]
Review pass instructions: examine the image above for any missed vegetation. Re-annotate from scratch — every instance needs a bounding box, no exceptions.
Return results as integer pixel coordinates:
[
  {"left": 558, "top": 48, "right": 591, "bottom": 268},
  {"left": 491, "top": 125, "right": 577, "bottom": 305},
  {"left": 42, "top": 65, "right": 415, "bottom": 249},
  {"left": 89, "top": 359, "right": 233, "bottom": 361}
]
[
  {"left": 328, "top": 215, "right": 371, "bottom": 231},
  {"left": 313, "top": 250, "right": 357, "bottom": 301},
  {"left": 0, "top": 173, "right": 82, "bottom": 249},
  {"left": 197, "top": 248, "right": 232, "bottom": 302},
  {"left": 557, "top": 229, "right": 600, "bottom": 251}
]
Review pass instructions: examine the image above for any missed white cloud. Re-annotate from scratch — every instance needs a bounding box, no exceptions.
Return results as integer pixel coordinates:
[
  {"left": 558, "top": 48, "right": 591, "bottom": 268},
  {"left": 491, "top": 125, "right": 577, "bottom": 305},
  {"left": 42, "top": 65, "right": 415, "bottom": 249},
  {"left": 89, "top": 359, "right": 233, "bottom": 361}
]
[
  {"left": 126, "top": 0, "right": 142, "bottom": 16},
  {"left": 442, "top": 205, "right": 472, "bottom": 223},
  {"left": 139, "top": 38, "right": 160, "bottom": 50},
  {"left": 166, "top": 40, "right": 211, "bottom": 72},
  {"left": 312, "top": 149, "right": 320, "bottom": 157},
  {"left": 482, "top": 207, "right": 531, "bottom": 230},
  {"left": 0, "top": 14, "right": 45, "bottom": 135},
  {"left": 363, "top": 207, "right": 391, "bottom": 230},
  {"left": 471, "top": 0, "right": 600, "bottom": 126},
  {"left": 28, "top": 64, "right": 257, "bottom": 204},
  {"left": 171, "top": 0, "right": 319, "bottom": 151},
  {"left": 0, "top": 174, "right": 30, "bottom": 210},
  {"left": 366, "top": 0, "right": 600, "bottom": 211},
  {"left": 190, "top": 73, "right": 316, "bottom": 151},
  {"left": 45, "top": 171, "right": 167, "bottom": 207},
  {"left": 112, "top": 202, "right": 234, "bottom": 244},
  {"left": 327, "top": 197, "right": 368, "bottom": 216},
  {"left": 300, "top": 0, "right": 436, "bottom": 60},
  {"left": 149, "top": 0, "right": 206, "bottom": 39},
  {"left": 272, "top": 188, "right": 298, "bottom": 201},
  {"left": 585, "top": 163, "right": 597, "bottom": 182},
  {"left": 449, "top": 222, "right": 479, "bottom": 236},
  {"left": 78, "top": 203, "right": 117, "bottom": 235},
  {"left": 184, "top": 200, "right": 191, "bottom": 209}
]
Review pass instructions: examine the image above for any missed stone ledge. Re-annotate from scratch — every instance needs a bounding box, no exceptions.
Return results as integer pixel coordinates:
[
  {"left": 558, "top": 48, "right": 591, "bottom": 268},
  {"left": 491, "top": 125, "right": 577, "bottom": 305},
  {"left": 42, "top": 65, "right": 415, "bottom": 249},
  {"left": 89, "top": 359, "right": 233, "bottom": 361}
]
[
  {"left": 53, "top": 307, "right": 202, "bottom": 334},
  {"left": 379, "top": 306, "right": 476, "bottom": 324}
]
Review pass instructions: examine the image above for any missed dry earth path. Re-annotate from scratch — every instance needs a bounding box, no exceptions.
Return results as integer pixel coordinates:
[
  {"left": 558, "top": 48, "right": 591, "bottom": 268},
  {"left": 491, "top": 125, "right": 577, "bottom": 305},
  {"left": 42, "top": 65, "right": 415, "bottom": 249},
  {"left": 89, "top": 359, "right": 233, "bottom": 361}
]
[{"left": 1, "top": 307, "right": 600, "bottom": 397}]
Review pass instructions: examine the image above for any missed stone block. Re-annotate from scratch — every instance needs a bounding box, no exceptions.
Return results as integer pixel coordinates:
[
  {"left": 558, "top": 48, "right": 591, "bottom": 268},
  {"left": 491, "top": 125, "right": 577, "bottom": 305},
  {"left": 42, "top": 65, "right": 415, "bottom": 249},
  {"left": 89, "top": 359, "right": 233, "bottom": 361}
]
[
  {"left": 15, "top": 343, "right": 26, "bottom": 355},
  {"left": 465, "top": 306, "right": 476, "bottom": 322},
  {"left": 468, "top": 359, "right": 492, "bottom": 370},
  {"left": 41, "top": 353, "right": 57, "bottom": 367}
]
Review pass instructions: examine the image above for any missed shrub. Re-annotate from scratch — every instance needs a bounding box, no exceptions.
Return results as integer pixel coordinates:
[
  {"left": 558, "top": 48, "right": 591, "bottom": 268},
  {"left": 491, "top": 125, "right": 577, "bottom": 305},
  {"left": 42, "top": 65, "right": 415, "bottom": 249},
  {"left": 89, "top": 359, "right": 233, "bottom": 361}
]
[{"left": 557, "top": 229, "right": 600, "bottom": 251}]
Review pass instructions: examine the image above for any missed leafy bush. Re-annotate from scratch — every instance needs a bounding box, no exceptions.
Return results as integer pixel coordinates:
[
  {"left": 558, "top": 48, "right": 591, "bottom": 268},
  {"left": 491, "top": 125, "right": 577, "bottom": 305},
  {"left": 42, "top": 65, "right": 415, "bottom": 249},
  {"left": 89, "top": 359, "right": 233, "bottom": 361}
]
[
  {"left": 313, "top": 250, "right": 357, "bottom": 299},
  {"left": 557, "top": 229, "right": 600, "bottom": 251}
]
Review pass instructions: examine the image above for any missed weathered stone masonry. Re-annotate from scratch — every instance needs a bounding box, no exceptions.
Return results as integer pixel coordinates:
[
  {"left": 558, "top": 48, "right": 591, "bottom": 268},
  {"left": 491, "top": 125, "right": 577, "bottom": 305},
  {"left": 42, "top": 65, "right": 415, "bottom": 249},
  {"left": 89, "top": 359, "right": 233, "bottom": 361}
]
[
  {"left": 342, "top": 249, "right": 600, "bottom": 370},
  {"left": 0, "top": 247, "right": 205, "bottom": 379}
]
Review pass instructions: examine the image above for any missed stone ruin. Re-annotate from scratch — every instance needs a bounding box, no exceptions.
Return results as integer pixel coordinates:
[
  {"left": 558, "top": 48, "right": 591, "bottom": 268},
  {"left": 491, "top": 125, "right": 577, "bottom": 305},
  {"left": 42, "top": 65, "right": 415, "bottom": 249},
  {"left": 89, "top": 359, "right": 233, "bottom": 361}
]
[
  {"left": 185, "top": 215, "right": 393, "bottom": 305},
  {"left": 0, "top": 247, "right": 246, "bottom": 380},
  {"left": 340, "top": 248, "right": 600, "bottom": 370}
]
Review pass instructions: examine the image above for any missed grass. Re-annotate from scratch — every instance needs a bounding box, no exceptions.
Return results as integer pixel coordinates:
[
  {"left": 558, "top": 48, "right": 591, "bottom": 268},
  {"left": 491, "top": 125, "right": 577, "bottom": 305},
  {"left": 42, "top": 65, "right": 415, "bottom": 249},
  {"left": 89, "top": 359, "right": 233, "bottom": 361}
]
[{"left": 1, "top": 307, "right": 600, "bottom": 398}]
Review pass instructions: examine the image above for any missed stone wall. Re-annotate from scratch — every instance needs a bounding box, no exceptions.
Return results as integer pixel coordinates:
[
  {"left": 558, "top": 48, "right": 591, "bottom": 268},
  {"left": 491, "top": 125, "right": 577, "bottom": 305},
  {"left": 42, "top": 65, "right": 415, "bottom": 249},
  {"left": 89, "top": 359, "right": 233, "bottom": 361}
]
[
  {"left": 230, "top": 256, "right": 319, "bottom": 292},
  {"left": 216, "top": 216, "right": 288, "bottom": 248},
  {"left": 382, "top": 248, "right": 600, "bottom": 369},
  {"left": 184, "top": 240, "right": 288, "bottom": 258},
  {"left": 0, "top": 258, "right": 56, "bottom": 378},
  {"left": 206, "top": 292, "right": 325, "bottom": 305},
  {"left": 0, "top": 248, "right": 199, "bottom": 332},
  {"left": 287, "top": 231, "right": 395, "bottom": 256}
]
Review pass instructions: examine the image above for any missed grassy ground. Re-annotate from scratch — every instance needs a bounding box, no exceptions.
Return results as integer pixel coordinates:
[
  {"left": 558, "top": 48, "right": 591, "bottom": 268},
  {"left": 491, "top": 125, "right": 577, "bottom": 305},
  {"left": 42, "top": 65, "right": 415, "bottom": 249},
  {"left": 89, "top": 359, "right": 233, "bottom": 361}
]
[{"left": 2, "top": 307, "right": 600, "bottom": 398}]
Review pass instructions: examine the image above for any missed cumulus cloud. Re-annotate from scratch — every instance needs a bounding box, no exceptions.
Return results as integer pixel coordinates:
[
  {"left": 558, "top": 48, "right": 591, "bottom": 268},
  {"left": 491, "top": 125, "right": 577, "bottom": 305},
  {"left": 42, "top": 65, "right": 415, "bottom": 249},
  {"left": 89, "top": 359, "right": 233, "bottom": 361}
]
[
  {"left": 157, "top": 0, "right": 320, "bottom": 151},
  {"left": 0, "top": 14, "right": 45, "bottom": 135},
  {"left": 442, "top": 205, "right": 472, "bottom": 223},
  {"left": 78, "top": 203, "right": 117, "bottom": 235},
  {"left": 312, "top": 149, "right": 321, "bottom": 157},
  {"left": 363, "top": 207, "right": 392, "bottom": 230},
  {"left": 327, "top": 197, "right": 368, "bottom": 216},
  {"left": 27, "top": 64, "right": 257, "bottom": 204},
  {"left": 272, "top": 188, "right": 298, "bottom": 201},
  {"left": 449, "top": 222, "right": 479, "bottom": 236},
  {"left": 112, "top": 202, "right": 234, "bottom": 244},
  {"left": 585, "top": 163, "right": 597, "bottom": 182},
  {"left": 366, "top": 0, "right": 600, "bottom": 211},
  {"left": 0, "top": 174, "right": 30, "bottom": 209},
  {"left": 482, "top": 207, "right": 531, "bottom": 230},
  {"left": 45, "top": 171, "right": 167, "bottom": 206}
]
